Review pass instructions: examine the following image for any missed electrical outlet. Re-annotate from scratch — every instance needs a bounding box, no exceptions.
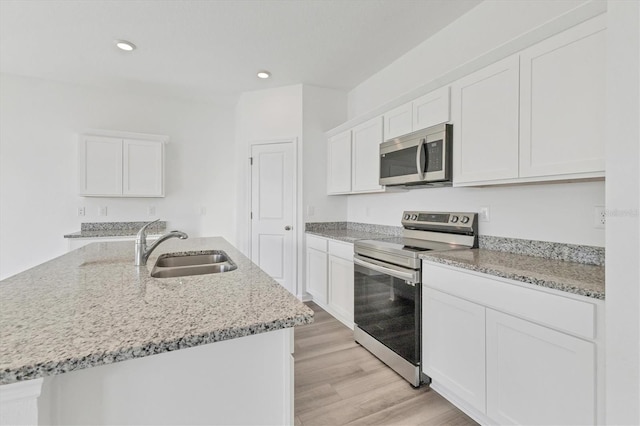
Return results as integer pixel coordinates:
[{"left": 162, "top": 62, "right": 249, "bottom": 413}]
[
  {"left": 99, "top": 206, "right": 108, "bottom": 217},
  {"left": 147, "top": 206, "right": 156, "bottom": 216},
  {"left": 77, "top": 207, "right": 85, "bottom": 217},
  {"left": 594, "top": 206, "right": 605, "bottom": 229},
  {"left": 307, "top": 205, "right": 315, "bottom": 218},
  {"left": 479, "top": 206, "right": 490, "bottom": 222}
]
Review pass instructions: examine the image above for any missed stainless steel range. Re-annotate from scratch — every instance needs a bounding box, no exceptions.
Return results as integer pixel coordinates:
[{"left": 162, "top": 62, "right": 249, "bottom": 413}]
[{"left": 353, "top": 211, "right": 478, "bottom": 387}]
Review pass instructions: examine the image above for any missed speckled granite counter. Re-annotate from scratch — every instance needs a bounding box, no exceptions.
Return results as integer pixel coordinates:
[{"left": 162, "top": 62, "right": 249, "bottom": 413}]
[
  {"left": 64, "top": 221, "right": 167, "bottom": 239},
  {"left": 0, "top": 237, "right": 313, "bottom": 385},
  {"left": 421, "top": 249, "right": 605, "bottom": 300},
  {"left": 305, "top": 221, "right": 401, "bottom": 243}
]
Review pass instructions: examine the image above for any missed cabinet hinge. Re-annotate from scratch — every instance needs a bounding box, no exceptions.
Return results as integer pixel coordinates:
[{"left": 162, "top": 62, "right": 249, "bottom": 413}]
[
  {"left": 250, "top": 212, "right": 253, "bottom": 219},
  {"left": 249, "top": 157, "right": 253, "bottom": 165}
]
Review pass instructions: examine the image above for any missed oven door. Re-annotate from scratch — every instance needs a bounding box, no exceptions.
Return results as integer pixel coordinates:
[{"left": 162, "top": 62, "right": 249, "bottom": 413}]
[{"left": 353, "top": 255, "right": 421, "bottom": 365}]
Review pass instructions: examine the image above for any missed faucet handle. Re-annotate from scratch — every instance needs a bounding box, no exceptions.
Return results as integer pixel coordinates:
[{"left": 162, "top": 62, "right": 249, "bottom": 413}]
[{"left": 136, "top": 219, "right": 160, "bottom": 243}]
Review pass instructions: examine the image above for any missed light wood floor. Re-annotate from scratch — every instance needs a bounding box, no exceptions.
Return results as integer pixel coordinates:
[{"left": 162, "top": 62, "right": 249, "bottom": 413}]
[{"left": 294, "top": 302, "right": 478, "bottom": 426}]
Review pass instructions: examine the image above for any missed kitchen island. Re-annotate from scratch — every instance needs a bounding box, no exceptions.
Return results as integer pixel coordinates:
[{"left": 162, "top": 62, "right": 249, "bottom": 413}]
[{"left": 0, "top": 237, "right": 313, "bottom": 425}]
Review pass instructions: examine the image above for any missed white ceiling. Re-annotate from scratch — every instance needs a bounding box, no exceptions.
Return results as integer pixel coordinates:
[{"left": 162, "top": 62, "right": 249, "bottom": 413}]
[{"left": 0, "top": 0, "right": 480, "bottom": 102}]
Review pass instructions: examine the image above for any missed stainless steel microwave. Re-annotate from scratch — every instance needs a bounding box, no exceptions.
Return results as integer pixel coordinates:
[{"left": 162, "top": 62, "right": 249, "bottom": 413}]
[{"left": 379, "top": 123, "right": 452, "bottom": 187}]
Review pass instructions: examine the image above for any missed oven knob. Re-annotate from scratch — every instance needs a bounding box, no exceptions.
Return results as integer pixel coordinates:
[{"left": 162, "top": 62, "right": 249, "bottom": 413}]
[
  {"left": 404, "top": 214, "right": 410, "bottom": 220},
  {"left": 411, "top": 214, "right": 418, "bottom": 220},
  {"left": 451, "top": 216, "right": 459, "bottom": 223},
  {"left": 461, "top": 216, "right": 470, "bottom": 224}
]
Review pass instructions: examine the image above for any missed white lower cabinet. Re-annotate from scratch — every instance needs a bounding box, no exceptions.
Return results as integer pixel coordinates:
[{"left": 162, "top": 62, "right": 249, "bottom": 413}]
[
  {"left": 305, "top": 234, "right": 354, "bottom": 328},
  {"left": 328, "top": 254, "right": 354, "bottom": 324},
  {"left": 422, "top": 261, "right": 603, "bottom": 425},
  {"left": 423, "top": 288, "right": 486, "bottom": 413},
  {"left": 486, "top": 309, "right": 595, "bottom": 426},
  {"left": 305, "top": 242, "right": 328, "bottom": 304}
]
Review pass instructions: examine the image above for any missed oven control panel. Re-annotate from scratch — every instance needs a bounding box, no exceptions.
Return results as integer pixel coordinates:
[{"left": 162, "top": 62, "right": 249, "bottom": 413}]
[{"left": 401, "top": 211, "right": 477, "bottom": 230}]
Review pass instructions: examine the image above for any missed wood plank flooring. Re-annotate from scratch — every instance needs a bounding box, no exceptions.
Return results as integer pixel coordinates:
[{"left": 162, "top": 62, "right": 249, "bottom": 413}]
[{"left": 294, "top": 302, "right": 478, "bottom": 426}]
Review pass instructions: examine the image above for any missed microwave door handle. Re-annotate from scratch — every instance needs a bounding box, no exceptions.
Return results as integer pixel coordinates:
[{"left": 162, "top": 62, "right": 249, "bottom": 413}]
[{"left": 416, "top": 138, "right": 426, "bottom": 179}]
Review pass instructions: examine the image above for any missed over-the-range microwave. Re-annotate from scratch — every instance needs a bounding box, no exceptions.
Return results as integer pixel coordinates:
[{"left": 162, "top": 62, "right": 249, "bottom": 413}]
[{"left": 379, "top": 123, "right": 452, "bottom": 187}]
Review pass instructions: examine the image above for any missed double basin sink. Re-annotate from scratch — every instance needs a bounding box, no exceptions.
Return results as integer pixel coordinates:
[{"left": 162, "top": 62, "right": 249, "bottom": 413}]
[{"left": 150, "top": 250, "right": 237, "bottom": 278}]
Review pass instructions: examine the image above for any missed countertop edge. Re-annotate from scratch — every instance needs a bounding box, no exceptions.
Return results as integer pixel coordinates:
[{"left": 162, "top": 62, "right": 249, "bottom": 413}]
[
  {"left": 421, "top": 255, "right": 605, "bottom": 300},
  {"left": 0, "top": 314, "right": 312, "bottom": 385}
]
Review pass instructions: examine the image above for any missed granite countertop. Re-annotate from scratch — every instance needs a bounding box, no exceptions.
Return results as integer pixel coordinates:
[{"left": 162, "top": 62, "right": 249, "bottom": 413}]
[
  {"left": 64, "top": 229, "right": 165, "bottom": 238},
  {"left": 306, "top": 228, "right": 397, "bottom": 243},
  {"left": 0, "top": 237, "right": 313, "bottom": 385},
  {"left": 421, "top": 249, "right": 605, "bottom": 300},
  {"left": 305, "top": 222, "right": 402, "bottom": 243},
  {"left": 64, "top": 221, "right": 167, "bottom": 239}
]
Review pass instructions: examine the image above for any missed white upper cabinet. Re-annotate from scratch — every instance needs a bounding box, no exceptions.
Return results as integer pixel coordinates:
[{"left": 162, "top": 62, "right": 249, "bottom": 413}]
[
  {"left": 123, "top": 139, "right": 164, "bottom": 196},
  {"left": 79, "top": 135, "right": 123, "bottom": 196},
  {"left": 327, "top": 130, "right": 352, "bottom": 194},
  {"left": 383, "top": 102, "right": 413, "bottom": 141},
  {"left": 383, "top": 86, "right": 450, "bottom": 141},
  {"left": 452, "top": 55, "right": 520, "bottom": 184},
  {"left": 452, "top": 15, "right": 606, "bottom": 186},
  {"left": 78, "top": 131, "right": 166, "bottom": 197},
  {"left": 351, "top": 116, "right": 384, "bottom": 193},
  {"left": 519, "top": 15, "right": 606, "bottom": 178},
  {"left": 412, "top": 86, "right": 450, "bottom": 132}
]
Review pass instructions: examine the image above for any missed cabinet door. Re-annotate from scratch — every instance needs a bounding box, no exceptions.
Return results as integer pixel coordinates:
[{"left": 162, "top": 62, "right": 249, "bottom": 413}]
[
  {"left": 383, "top": 102, "right": 412, "bottom": 141},
  {"left": 452, "top": 55, "right": 520, "bottom": 184},
  {"left": 78, "top": 136, "right": 122, "bottom": 196},
  {"left": 519, "top": 16, "right": 606, "bottom": 178},
  {"left": 327, "top": 131, "right": 352, "bottom": 194},
  {"left": 328, "top": 254, "right": 354, "bottom": 324},
  {"left": 423, "top": 288, "right": 486, "bottom": 413},
  {"left": 351, "top": 117, "right": 383, "bottom": 192},
  {"left": 486, "top": 309, "right": 595, "bottom": 425},
  {"left": 306, "top": 247, "right": 328, "bottom": 304},
  {"left": 123, "top": 139, "right": 164, "bottom": 197},
  {"left": 413, "top": 86, "right": 450, "bottom": 131}
]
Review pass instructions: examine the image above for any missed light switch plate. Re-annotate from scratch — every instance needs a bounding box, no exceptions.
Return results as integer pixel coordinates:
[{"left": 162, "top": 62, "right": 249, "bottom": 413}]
[{"left": 479, "top": 206, "right": 490, "bottom": 222}]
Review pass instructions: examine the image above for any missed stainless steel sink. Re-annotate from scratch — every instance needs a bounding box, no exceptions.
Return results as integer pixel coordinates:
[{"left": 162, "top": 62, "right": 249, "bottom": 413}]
[
  {"left": 155, "top": 253, "right": 229, "bottom": 268},
  {"left": 151, "top": 250, "right": 237, "bottom": 278}
]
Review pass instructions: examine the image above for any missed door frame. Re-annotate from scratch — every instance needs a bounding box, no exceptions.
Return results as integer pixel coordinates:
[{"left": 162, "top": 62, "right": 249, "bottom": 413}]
[{"left": 248, "top": 138, "right": 299, "bottom": 296}]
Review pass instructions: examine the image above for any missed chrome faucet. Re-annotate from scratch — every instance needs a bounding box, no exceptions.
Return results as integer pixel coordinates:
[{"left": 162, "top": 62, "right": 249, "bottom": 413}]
[{"left": 134, "top": 219, "right": 188, "bottom": 266}]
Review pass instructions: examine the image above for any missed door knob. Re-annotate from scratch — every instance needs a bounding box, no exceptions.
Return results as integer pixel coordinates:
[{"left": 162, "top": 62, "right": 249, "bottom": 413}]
[{"left": 284, "top": 226, "right": 292, "bottom": 231}]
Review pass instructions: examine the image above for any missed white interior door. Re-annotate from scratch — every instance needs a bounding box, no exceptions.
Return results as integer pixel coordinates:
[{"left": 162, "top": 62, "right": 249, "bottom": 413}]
[{"left": 251, "top": 141, "right": 296, "bottom": 295}]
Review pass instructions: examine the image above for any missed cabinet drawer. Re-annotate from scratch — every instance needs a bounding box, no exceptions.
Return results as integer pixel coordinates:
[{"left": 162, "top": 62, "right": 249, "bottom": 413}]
[
  {"left": 306, "top": 234, "right": 327, "bottom": 252},
  {"left": 328, "top": 240, "right": 354, "bottom": 260},
  {"left": 423, "top": 262, "right": 596, "bottom": 339}
]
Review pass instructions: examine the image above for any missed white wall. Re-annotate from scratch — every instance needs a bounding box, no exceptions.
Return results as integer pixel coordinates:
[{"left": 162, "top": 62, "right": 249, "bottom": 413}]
[
  {"left": 234, "top": 84, "right": 347, "bottom": 299},
  {"left": 605, "top": 1, "right": 640, "bottom": 424},
  {"left": 0, "top": 73, "right": 236, "bottom": 280},
  {"left": 302, "top": 85, "right": 348, "bottom": 223},
  {"left": 347, "top": 0, "right": 589, "bottom": 118},
  {"left": 234, "top": 84, "right": 303, "bottom": 257},
  {"left": 342, "top": 0, "right": 605, "bottom": 247},
  {"left": 347, "top": 181, "right": 604, "bottom": 246}
]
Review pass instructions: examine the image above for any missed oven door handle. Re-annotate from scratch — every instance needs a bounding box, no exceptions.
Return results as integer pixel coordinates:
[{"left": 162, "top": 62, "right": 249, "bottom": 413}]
[
  {"left": 354, "top": 256, "right": 419, "bottom": 283},
  {"left": 416, "top": 137, "right": 426, "bottom": 180}
]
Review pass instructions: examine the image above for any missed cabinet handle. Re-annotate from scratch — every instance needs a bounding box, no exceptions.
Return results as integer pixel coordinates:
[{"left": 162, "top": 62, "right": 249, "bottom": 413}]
[{"left": 284, "top": 226, "right": 292, "bottom": 231}]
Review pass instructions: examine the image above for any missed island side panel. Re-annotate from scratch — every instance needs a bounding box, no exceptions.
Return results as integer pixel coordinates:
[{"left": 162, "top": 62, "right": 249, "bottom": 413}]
[{"left": 38, "top": 328, "right": 294, "bottom": 425}]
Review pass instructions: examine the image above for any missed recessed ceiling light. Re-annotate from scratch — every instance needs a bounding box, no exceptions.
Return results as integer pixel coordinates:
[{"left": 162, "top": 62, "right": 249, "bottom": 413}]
[
  {"left": 257, "top": 71, "right": 271, "bottom": 79},
  {"left": 115, "top": 40, "right": 136, "bottom": 52}
]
